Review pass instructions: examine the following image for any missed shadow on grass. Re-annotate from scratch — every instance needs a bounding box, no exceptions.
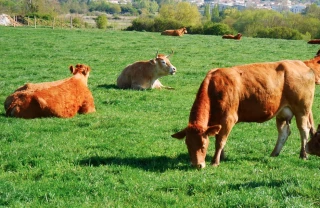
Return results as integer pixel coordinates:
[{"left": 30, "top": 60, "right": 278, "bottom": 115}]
[
  {"left": 77, "top": 154, "right": 191, "bottom": 172},
  {"left": 97, "top": 84, "right": 118, "bottom": 89}
]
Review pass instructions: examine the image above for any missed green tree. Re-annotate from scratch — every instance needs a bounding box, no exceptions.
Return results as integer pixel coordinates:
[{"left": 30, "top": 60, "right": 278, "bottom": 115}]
[
  {"left": 96, "top": 14, "right": 107, "bottom": 29},
  {"left": 303, "top": 3, "right": 320, "bottom": 19},
  {"left": 211, "top": 4, "right": 219, "bottom": 22},
  {"left": 174, "top": 2, "right": 201, "bottom": 26},
  {"left": 204, "top": 4, "right": 210, "bottom": 21},
  {"left": 107, "top": 3, "right": 121, "bottom": 14}
]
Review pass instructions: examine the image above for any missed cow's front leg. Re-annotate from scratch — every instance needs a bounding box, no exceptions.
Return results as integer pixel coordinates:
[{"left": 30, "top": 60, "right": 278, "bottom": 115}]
[
  {"left": 271, "top": 118, "right": 291, "bottom": 157},
  {"left": 211, "top": 121, "right": 234, "bottom": 166}
]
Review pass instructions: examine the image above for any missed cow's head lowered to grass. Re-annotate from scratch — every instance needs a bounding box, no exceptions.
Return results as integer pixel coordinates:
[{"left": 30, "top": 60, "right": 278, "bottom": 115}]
[
  {"left": 307, "top": 124, "right": 320, "bottom": 156},
  {"left": 172, "top": 125, "right": 221, "bottom": 169}
]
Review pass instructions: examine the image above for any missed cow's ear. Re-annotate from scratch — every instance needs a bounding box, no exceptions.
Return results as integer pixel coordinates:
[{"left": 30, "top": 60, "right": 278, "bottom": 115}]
[
  {"left": 205, "top": 125, "right": 222, "bottom": 136},
  {"left": 171, "top": 128, "right": 187, "bottom": 140},
  {"left": 69, "top": 65, "right": 75, "bottom": 74},
  {"left": 149, "top": 59, "right": 156, "bottom": 65},
  {"left": 82, "top": 66, "right": 90, "bottom": 75}
]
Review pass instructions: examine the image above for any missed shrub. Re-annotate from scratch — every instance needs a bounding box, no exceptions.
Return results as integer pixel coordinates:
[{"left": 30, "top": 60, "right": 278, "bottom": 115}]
[
  {"left": 256, "top": 27, "right": 303, "bottom": 40},
  {"left": 96, "top": 14, "right": 108, "bottom": 29},
  {"left": 128, "top": 17, "right": 155, "bottom": 31},
  {"left": 153, "top": 17, "right": 182, "bottom": 32},
  {"left": 203, "top": 22, "right": 233, "bottom": 35},
  {"left": 188, "top": 24, "right": 204, "bottom": 34}
]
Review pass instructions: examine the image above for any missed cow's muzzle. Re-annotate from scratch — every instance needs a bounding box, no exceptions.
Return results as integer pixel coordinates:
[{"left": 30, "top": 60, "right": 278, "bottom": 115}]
[
  {"left": 190, "top": 162, "right": 206, "bottom": 169},
  {"left": 170, "top": 67, "right": 176, "bottom": 75}
]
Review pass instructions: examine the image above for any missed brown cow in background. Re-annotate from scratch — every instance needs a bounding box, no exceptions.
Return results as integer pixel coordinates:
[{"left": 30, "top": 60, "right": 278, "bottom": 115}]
[
  {"left": 222, "top": 33, "right": 242, "bottom": 40},
  {"left": 172, "top": 60, "right": 317, "bottom": 169},
  {"left": 161, "top": 27, "right": 187, "bottom": 37},
  {"left": 4, "top": 64, "right": 96, "bottom": 119},
  {"left": 307, "top": 39, "right": 320, "bottom": 44},
  {"left": 117, "top": 51, "right": 176, "bottom": 90}
]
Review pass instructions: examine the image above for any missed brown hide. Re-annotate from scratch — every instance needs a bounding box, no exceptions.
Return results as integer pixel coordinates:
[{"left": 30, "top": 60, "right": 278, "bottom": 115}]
[
  {"left": 161, "top": 27, "right": 187, "bottom": 36},
  {"left": 307, "top": 39, "right": 320, "bottom": 44},
  {"left": 4, "top": 64, "right": 96, "bottom": 119},
  {"left": 222, "top": 33, "right": 242, "bottom": 40},
  {"left": 172, "top": 60, "right": 316, "bottom": 168},
  {"left": 116, "top": 52, "right": 177, "bottom": 90},
  {"left": 307, "top": 124, "right": 320, "bottom": 156},
  {"left": 303, "top": 53, "right": 320, "bottom": 84}
]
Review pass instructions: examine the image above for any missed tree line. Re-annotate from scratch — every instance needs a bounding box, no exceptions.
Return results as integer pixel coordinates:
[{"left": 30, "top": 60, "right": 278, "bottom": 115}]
[
  {"left": 130, "top": 3, "right": 320, "bottom": 40},
  {"left": 1, "top": 0, "right": 320, "bottom": 39}
]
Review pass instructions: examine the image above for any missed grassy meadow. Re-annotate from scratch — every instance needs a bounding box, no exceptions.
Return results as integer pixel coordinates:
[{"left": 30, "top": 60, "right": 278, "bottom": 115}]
[{"left": 0, "top": 26, "right": 320, "bottom": 207}]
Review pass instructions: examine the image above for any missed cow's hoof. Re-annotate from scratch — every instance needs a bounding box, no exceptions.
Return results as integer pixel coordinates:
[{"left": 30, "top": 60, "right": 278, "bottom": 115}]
[{"left": 210, "top": 163, "right": 219, "bottom": 167}]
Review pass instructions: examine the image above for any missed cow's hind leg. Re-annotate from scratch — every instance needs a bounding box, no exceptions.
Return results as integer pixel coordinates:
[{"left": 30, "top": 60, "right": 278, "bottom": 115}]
[
  {"left": 271, "top": 107, "right": 293, "bottom": 157},
  {"left": 296, "top": 114, "right": 312, "bottom": 159},
  {"left": 270, "top": 118, "right": 291, "bottom": 157}
]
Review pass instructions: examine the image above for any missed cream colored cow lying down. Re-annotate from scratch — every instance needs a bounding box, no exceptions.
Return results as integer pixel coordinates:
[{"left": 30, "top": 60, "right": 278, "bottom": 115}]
[{"left": 116, "top": 51, "right": 177, "bottom": 90}]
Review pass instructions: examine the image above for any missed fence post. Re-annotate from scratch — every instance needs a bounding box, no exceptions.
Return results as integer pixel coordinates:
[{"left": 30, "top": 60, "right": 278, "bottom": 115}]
[
  {"left": 34, "top": 16, "right": 36, "bottom": 28},
  {"left": 70, "top": 16, "right": 73, "bottom": 29}
]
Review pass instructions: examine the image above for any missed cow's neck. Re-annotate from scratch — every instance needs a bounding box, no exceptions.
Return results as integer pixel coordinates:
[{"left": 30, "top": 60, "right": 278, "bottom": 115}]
[
  {"left": 189, "top": 81, "right": 211, "bottom": 128},
  {"left": 304, "top": 57, "right": 320, "bottom": 84},
  {"left": 73, "top": 73, "right": 88, "bottom": 86}
]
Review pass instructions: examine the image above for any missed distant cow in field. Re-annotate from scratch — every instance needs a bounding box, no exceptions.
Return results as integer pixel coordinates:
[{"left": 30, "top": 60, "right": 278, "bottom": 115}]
[
  {"left": 307, "top": 39, "right": 320, "bottom": 44},
  {"left": 222, "top": 33, "right": 242, "bottom": 40},
  {"left": 161, "top": 27, "right": 187, "bottom": 37},
  {"left": 116, "top": 51, "right": 177, "bottom": 90},
  {"left": 172, "top": 60, "right": 317, "bottom": 169},
  {"left": 4, "top": 64, "right": 96, "bottom": 119}
]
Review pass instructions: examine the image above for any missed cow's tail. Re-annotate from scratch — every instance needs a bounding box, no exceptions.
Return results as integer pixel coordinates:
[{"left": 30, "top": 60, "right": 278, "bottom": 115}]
[{"left": 309, "top": 111, "right": 316, "bottom": 137}]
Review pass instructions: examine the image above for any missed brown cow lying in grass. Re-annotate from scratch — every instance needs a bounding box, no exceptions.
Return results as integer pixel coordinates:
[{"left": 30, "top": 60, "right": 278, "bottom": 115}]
[
  {"left": 4, "top": 64, "right": 96, "bottom": 119},
  {"left": 161, "top": 27, "right": 187, "bottom": 37},
  {"left": 222, "top": 33, "right": 242, "bottom": 40},
  {"left": 116, "top": 51, "right": 177, "bottom": 90},
  {"left": 307, "top": 39, "right": 320, "bottom": 44}
]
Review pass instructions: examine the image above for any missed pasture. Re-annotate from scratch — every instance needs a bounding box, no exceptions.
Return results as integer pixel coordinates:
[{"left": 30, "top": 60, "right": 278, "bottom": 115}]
[{"left": 0, "top": 26, "right": 320, "bottom": 207}]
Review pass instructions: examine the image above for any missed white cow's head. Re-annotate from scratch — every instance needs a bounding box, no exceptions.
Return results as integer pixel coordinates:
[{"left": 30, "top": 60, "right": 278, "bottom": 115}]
[{"left": 150, "top": 51, "right": 176, "bottom": 76}]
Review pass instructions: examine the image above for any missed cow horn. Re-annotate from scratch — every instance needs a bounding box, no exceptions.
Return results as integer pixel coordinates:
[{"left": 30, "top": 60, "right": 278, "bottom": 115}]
[
  {"left": 166, "top": 50, "right": 174, "bottom": 58},
  {"left": 155, "top": 50, "right": 159, "bottom": 58}
]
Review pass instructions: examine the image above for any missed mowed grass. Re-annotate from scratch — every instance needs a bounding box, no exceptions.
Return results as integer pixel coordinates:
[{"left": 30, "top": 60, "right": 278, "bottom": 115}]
[{"left": 0, "top": 26, "right": 320, "bottom": 207}]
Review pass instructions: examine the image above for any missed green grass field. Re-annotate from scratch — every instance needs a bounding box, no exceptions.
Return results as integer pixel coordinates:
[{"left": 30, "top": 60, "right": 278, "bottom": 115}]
[{"left": 0, "top": 26, "right": 320, "bottom": 207}]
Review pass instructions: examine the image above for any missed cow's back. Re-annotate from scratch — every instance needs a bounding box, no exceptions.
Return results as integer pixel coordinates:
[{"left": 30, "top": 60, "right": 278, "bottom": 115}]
[
  {"left": 33, "top": 78, "right": 92, "bottom": 117},
  {"left": 117, "top": 61, "right": 152, "bottom": 89},
  {"left": 5, "top": 77, "right": 94, "bottom": 118},
  {"left": 195, "top": 60, "right": 315, "bottom": 125}
]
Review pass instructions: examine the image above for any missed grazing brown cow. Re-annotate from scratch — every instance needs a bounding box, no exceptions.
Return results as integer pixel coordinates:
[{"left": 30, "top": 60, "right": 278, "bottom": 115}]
[
  {"left": 4, "top": 64, "right": 96, "bottom": 119},
  {"left": 222, "top": 33, "right": 242, "bottom": 40},
  {"left": 306, "top": 124, "right": 320, "bottom": 156},
  {"left": 161, "top": 27, "right": 187, "bottom": 37},
  {"left": 307, "top": 39, "right": 320, "bottom": 44},
  {"left": 117, "top": 51, "right": 176, "bottom": 90},
  {"left": 172, "top": 60, "right": 317, "bottom": 169}
]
